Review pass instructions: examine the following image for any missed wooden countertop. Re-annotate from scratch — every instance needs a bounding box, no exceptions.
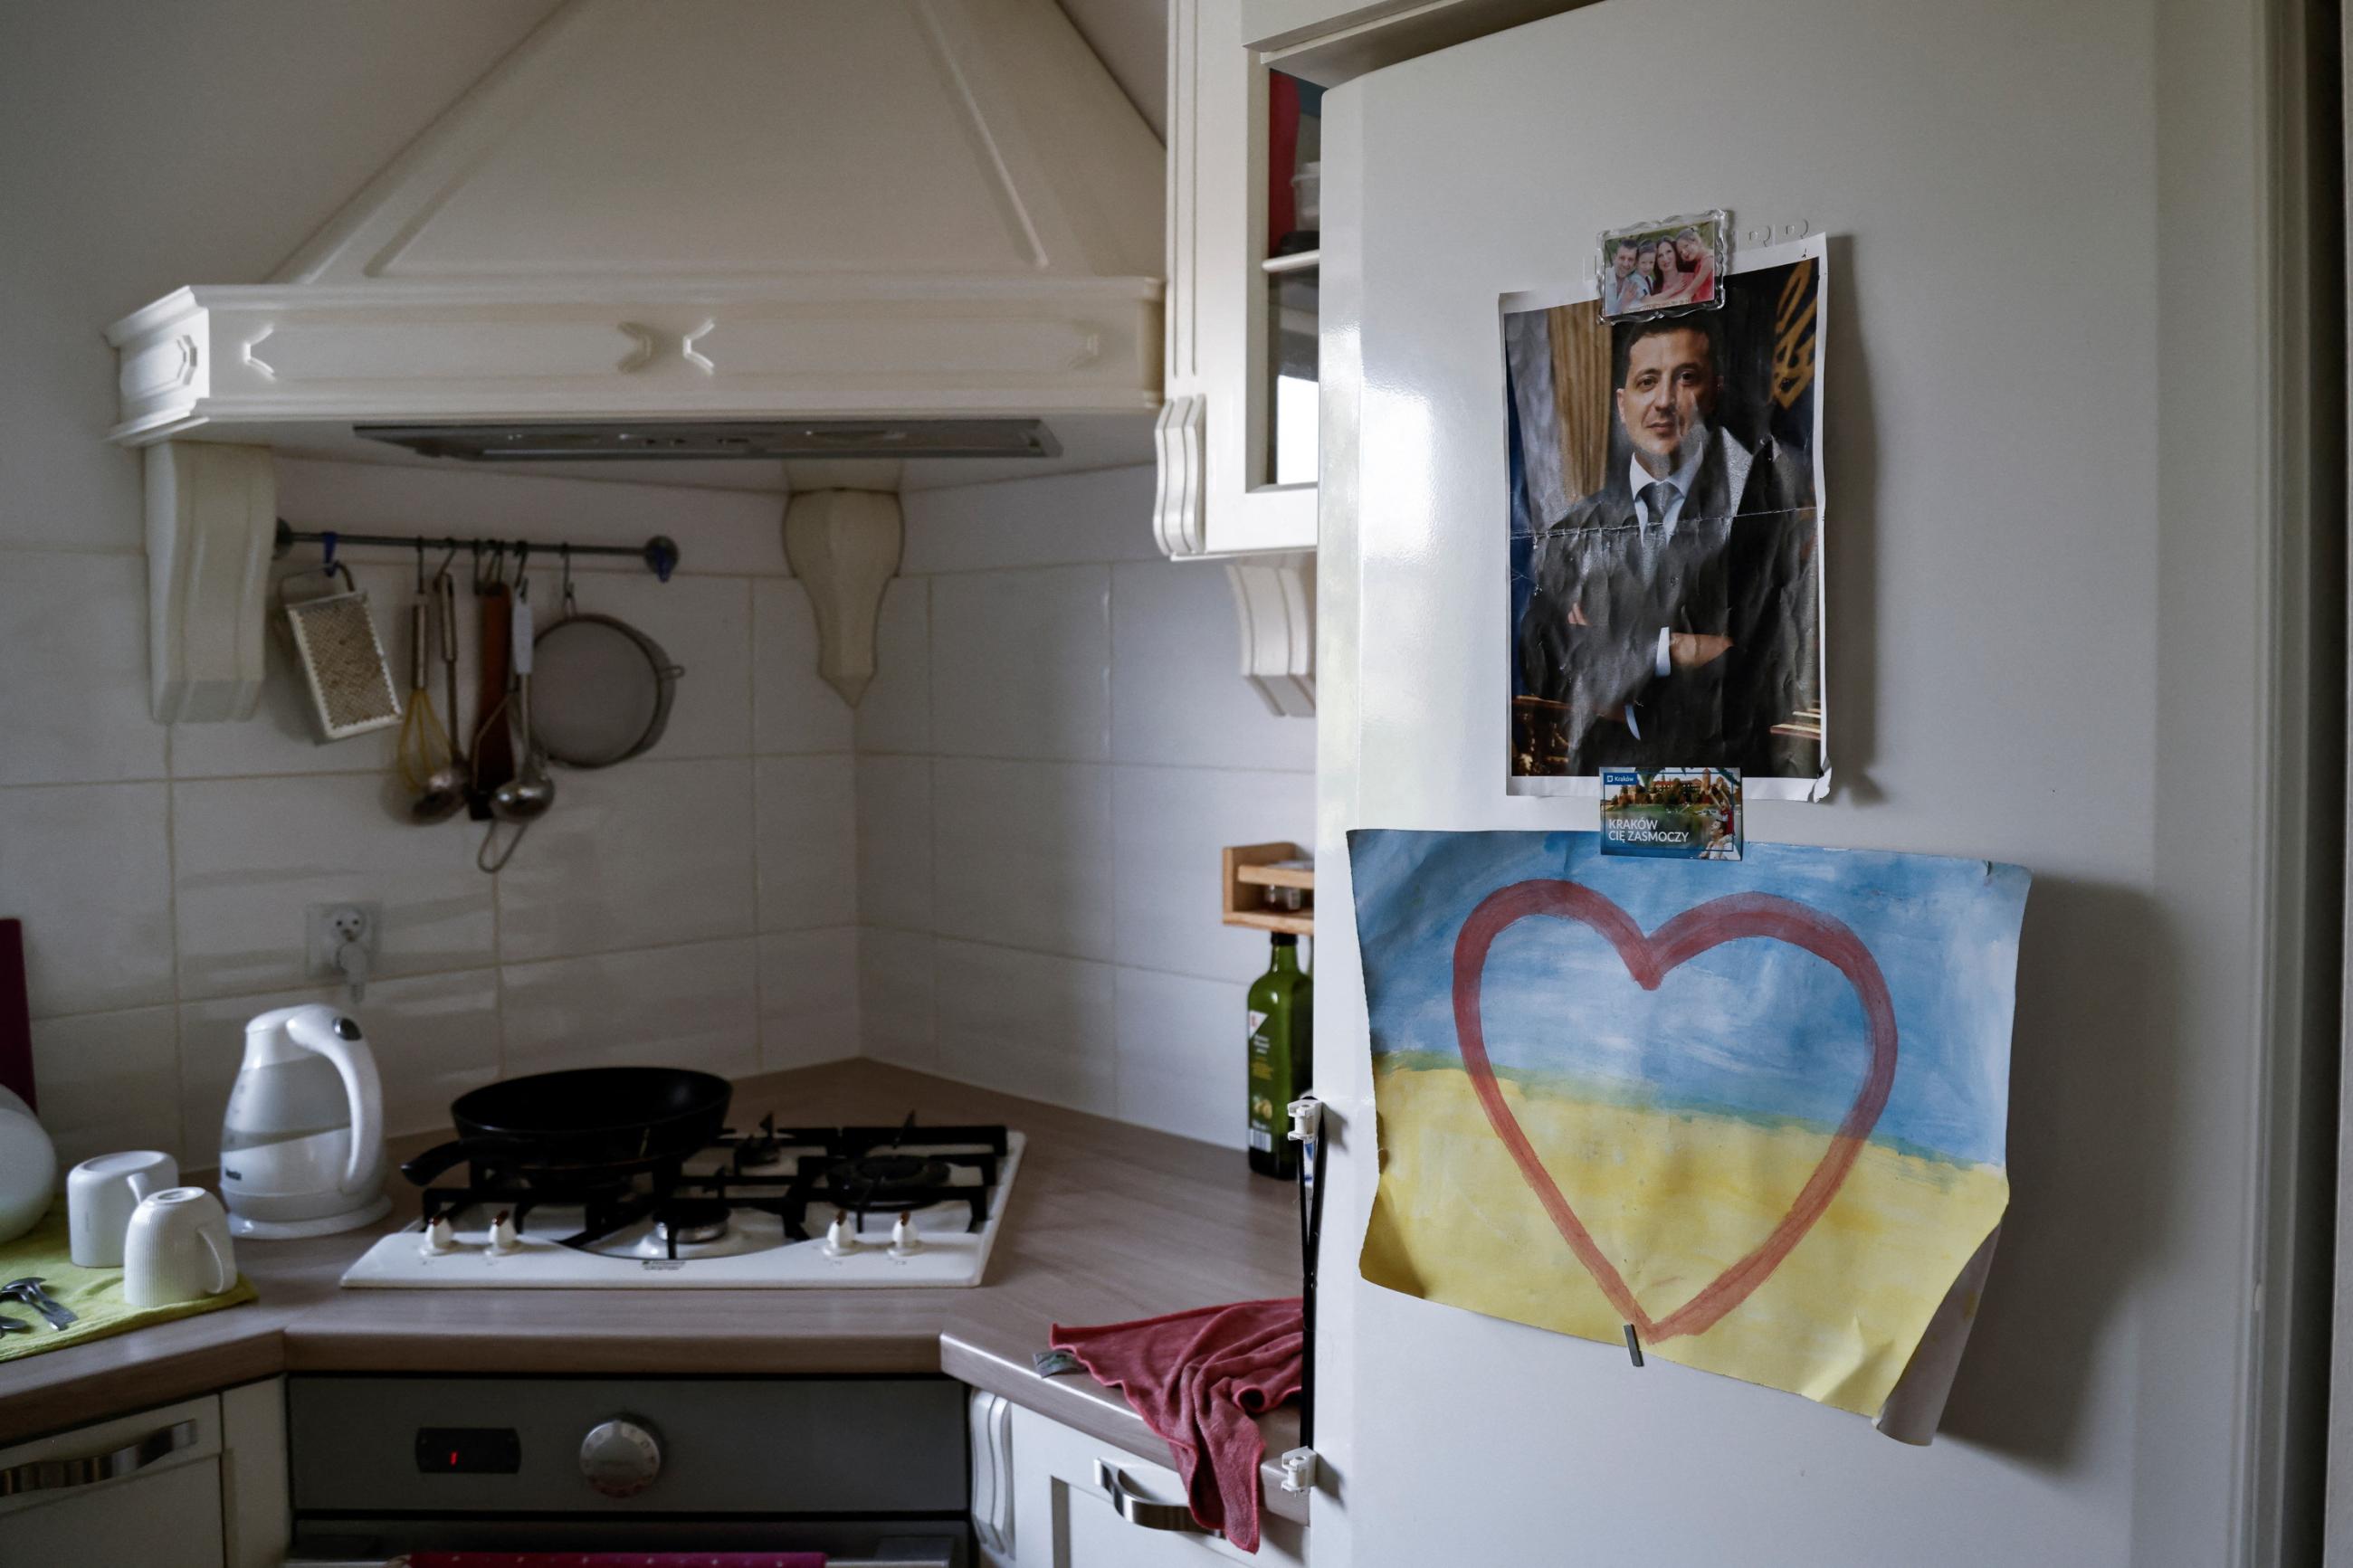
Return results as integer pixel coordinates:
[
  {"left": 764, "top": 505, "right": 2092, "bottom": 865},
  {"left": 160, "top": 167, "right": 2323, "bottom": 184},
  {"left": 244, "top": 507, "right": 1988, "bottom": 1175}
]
[{"left": 0, "top": 1060, "right": 1310, "bottom": 1523}]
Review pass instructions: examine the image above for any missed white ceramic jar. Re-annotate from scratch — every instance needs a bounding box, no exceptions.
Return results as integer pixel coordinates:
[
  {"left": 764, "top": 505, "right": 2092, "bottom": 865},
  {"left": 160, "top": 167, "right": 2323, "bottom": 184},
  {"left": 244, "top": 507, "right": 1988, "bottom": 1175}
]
[{"left": 0, "top": 1088, "right": 57, "bottom": 1247}]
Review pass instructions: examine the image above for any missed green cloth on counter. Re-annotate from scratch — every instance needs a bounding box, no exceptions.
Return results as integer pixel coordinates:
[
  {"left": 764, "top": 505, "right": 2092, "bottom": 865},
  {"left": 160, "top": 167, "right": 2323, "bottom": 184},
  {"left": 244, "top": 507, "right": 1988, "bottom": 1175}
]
[{"left": 0, "top": 1202, "right": 256, "bottom": 1362}]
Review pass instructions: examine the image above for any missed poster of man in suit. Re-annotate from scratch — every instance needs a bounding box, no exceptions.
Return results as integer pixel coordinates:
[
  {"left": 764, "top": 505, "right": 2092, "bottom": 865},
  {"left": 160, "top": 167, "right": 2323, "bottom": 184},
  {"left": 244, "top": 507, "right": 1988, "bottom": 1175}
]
[{"left": 1503, "top": 234, "right": 1827, "bottom": 799}]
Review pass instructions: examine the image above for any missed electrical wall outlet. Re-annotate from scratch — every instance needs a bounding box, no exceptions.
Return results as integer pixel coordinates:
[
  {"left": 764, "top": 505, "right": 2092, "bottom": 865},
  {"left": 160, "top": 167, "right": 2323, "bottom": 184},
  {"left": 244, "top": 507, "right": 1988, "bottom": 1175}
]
[{"left": 306, "top": 902, "right": 381, "bottom": 981}]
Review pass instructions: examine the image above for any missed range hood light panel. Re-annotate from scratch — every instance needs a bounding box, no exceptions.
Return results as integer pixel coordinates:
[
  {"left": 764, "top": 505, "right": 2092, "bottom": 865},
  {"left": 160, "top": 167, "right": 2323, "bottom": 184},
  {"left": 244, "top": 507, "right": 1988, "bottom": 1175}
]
[{"left": 353, "top": 420, "right": 1063, "bottom": 463}]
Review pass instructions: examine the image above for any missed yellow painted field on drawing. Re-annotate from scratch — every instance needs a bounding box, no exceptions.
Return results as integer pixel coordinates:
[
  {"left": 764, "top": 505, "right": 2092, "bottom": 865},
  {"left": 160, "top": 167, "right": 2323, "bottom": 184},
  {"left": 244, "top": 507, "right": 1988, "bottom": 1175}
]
[{"left": 1360, "top": 1059, "right": 2008, "bottom": 1414}]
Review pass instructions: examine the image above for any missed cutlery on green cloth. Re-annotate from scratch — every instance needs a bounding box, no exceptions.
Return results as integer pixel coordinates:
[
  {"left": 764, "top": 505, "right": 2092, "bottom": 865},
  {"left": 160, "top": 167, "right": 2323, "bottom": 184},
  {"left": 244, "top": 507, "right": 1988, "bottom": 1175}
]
[{"left": 0, "top": 1202, "right": 255, "bottom": 1362}]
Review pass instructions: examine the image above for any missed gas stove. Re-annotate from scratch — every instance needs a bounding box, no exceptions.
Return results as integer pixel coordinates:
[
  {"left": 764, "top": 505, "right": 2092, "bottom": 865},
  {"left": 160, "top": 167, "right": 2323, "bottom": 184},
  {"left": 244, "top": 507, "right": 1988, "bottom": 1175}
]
[{"left": 341, "top": 1117, "right": 1024, "bottom": 1288}]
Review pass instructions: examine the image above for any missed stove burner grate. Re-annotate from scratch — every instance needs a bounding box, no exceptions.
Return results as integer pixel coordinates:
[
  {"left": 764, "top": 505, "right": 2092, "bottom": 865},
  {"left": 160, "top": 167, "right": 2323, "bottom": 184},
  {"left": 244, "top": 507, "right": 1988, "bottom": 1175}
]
[{"left": 405, "top": 1113, "right": 1009, "bottom": 1253}]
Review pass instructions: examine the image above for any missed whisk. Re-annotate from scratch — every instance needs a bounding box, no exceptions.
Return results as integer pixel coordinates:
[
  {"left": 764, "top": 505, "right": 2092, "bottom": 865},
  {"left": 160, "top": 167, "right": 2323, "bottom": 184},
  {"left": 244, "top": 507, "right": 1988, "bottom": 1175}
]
[{"left": 397, "top": 559, "right": 466, "bottom": 822}]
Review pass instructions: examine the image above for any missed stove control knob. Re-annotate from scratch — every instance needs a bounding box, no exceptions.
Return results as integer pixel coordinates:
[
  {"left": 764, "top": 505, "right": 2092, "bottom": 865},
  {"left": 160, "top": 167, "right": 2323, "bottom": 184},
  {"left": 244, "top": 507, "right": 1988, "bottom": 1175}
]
[{"left": 579, "top": 1417, "right": 662, "bottom": 1498}]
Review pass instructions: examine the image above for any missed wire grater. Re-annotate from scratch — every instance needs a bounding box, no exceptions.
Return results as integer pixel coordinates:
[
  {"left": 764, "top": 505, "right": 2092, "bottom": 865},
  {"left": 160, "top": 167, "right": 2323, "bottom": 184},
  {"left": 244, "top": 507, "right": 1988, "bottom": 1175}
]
[{"left": 281, "top": 564, "right": 403, "bottom": 742}]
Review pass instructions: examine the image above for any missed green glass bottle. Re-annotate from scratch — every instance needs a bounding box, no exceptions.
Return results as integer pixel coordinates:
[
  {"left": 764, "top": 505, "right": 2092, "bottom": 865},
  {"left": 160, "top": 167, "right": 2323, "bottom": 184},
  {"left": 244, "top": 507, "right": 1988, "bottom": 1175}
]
[{"left": 1246, "top": 932, "right": 1313, "bottom": 1180}]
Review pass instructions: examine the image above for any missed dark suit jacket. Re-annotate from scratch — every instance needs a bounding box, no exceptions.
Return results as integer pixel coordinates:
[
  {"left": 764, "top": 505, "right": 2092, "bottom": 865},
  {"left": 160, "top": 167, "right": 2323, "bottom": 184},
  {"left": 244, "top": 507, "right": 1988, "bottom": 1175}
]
[{"left": 1516, "top": 426, "right": 1817, "bottom": 775}]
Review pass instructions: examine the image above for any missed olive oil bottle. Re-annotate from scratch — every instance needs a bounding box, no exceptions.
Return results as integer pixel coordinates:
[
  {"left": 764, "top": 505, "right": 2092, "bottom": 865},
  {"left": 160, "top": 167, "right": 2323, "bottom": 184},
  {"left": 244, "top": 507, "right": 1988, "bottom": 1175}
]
[{"left": 1246, "top": 932, "right": 1313, "bottom": 1180}]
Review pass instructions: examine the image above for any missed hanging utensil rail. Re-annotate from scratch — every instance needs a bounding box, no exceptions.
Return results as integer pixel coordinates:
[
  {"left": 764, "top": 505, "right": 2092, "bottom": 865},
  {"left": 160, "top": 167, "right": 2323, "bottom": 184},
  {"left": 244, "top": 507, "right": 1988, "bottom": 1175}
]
[{"left": 273, "top": 521, "right": 680, "bottom": 582}]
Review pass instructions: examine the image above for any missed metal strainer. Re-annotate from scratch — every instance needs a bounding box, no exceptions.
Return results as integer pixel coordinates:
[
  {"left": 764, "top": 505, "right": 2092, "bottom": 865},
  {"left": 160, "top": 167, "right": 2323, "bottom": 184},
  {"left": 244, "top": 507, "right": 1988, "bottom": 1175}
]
[{"left": 529, "top": 572, "right": 685, "bottom": 768}]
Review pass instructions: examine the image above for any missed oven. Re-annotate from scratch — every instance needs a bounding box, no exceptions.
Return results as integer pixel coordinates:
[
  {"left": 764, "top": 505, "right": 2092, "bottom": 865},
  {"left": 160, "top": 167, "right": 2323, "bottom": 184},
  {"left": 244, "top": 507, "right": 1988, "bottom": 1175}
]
[{"left": 280, "top": 1373, "right": 967, "bottom": 1567}]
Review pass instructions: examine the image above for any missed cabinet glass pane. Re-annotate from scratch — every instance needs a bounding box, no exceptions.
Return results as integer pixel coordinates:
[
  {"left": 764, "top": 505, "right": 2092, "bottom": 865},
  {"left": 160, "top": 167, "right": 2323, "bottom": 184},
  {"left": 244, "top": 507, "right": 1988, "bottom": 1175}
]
[
  {"left": 1269, "top": 265, "right": 1319, "bottom": 486},
  {"left": 1266, "top": 70, "right": 1320, "bottom": 487}
]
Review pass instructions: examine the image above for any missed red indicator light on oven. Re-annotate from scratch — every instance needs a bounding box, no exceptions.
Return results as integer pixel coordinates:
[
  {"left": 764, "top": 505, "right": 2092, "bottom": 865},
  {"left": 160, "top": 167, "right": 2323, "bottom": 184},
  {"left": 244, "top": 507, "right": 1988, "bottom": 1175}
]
[{"left": 416, "top": 1427, "right": 521, "bottom": 1474}]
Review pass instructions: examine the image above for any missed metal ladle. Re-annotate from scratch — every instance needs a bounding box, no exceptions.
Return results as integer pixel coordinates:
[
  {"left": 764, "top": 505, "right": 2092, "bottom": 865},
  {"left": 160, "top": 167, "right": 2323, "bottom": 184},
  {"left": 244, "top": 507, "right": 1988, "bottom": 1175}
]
[
  {"left": 493, "top": 674, "right": 557, "bottom": 823},
  {"left": 478, "top": 582, "right": 555, "bottom": 871}
]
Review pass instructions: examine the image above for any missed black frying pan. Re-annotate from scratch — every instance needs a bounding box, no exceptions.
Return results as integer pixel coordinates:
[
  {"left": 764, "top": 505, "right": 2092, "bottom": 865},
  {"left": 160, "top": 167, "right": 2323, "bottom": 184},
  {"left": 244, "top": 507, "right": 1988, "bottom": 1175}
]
[{"left": 400, "top": 1066, "right": 733, "bottom": 1186}]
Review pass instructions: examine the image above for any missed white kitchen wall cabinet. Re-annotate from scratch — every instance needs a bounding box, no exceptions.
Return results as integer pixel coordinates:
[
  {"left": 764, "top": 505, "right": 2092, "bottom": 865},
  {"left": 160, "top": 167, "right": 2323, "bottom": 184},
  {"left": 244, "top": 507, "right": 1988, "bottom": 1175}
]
[
  {"left": 0, "top": 1392, "right": 228, "bottom": 1567},
  {"left": 1156, "top": 0, "right": 1320, "bottom": 716},
  {"left": 1157, "top": 0, "right": 1588, "bottom": 717},
  {"left": 1157, "top": 0, "right": 1319, "bottom": 564},
  {"left": 977, "top": 1395, "right": 1306, "bottom": 1567},
  {"left": 1237, "top": 0, "right": 1595, "bottom": 85}
]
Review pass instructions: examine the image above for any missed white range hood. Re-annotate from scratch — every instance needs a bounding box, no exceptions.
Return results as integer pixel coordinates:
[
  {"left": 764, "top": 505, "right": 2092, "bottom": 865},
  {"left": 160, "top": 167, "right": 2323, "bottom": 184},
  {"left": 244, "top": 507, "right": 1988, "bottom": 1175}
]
[
  {"left": 104, "top": 0, "right": 1165, "bottom": 452},
  {"left": 109, "top": 0, "right": 1167, "bottom": 724}
]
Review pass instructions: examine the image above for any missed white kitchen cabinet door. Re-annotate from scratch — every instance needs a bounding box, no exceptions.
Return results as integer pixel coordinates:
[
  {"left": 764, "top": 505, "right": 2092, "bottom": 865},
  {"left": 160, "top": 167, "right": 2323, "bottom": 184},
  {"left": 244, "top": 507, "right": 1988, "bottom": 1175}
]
[
  {"left": 987, "top": 1397, "right": 1305, "bottom": 1567},
  {"left": 1158, "top": 0, "right": 1319, "bottom": 563},
  {"left": 0, "top": 1392, "right": 226, "bottom": 1568},
  {"left": 221, "top": 1378, "right": 291, "bottom": 1568}
]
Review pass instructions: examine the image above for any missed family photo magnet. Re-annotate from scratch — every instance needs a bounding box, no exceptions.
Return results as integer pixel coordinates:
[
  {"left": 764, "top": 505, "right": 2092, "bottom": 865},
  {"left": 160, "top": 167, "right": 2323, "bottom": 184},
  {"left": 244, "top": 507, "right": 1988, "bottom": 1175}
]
[{"left": 1596, "top": 210, "right": 1730, "bottom": 322}]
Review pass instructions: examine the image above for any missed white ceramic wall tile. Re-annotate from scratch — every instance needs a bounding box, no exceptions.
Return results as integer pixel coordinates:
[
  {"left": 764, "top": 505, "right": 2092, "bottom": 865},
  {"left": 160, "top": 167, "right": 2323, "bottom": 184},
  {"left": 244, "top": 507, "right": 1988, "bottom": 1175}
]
[
  {"left": 0, "top": 783, "right": 176, "bottom": 1016},
  {"left": 900, "top": 465, "right": 1161, "bottom": 575},
  {"left": 549, "top": 571, "right": 750, "bottom": 761},
  {"left": 931, "top": 938, "right": 1115, "bottom": 1114},
  {"left": 274, "top": 457, "right": 792, "bottom": 577},
  {"left": 931, "top": 939, "right": 1115, "bottom": 1113},
  {"left": 501, "top": 937, "right": 760, "bottom": 1079},
  {"left": 857, "top": 927, "right": 936, "bottom": 1070},
  {"left": 752, "top": 580, "right": 856, "bottom": 755},
  {"left": 177, "top": 969, "right": 501, "bottom": 1153},
  {"left": 494, "top": 757, "right": 757, "bottom": 962},
  {"left": 0, "top": 549, "right": 167, "bottom": 786},
  {"left": 855, "top": 757, "right": 933, "bottom": 932},
  {"left": 931, "top": 758, "right": 1113, "bottom": 961},
  {"left": 755, "top": 755, "right": 857, "bottom": 931},
  {"left": 758, "top": 927, "right": 859, "bottom": 1070},
  {"left": 1111, "top": 765, "right": 1316, "bottom": 983},
  {"left": 928, "top": 566, "right": 1111, "bottom": 761},
  {"left": 1114, "top": 967, "right": 1247, "bottom": 1150},
  {"left": 853, "top": 578, "right": 930, "bottom": 755},
  {"left": 169, "top": 559, "right": 444, "bottom": 781},
  {"left": 171, "top": 774, "right": 492, "bottom": 999},
  {"left": 27, "top": 1007, "right": 182, "bottom": 1167},
  {"left": 1110, "top": 559, "right": 1318, "bottom": 772}
]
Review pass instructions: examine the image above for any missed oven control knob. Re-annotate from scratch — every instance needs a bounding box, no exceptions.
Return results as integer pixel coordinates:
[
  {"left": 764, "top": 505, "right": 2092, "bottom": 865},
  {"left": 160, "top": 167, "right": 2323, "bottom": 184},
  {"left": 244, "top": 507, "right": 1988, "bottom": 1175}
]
[{"left": 579, "top": 1417, "right": 662, "bottom": 1497}]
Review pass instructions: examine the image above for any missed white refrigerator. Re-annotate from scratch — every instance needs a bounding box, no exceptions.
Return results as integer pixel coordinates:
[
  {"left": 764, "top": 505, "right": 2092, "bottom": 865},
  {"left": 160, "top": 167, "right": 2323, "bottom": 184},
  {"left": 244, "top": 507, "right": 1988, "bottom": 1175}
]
[{"left": 1309, "top": 0, "right": 2287, "bottom": 1563}]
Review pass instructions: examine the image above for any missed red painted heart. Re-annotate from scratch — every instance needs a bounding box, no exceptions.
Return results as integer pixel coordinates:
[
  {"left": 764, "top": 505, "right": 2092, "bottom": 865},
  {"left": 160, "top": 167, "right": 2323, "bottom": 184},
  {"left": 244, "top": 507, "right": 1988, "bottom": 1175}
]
[{"left": 1452, "top": 880, "right": 1898, "bottom": 1341}]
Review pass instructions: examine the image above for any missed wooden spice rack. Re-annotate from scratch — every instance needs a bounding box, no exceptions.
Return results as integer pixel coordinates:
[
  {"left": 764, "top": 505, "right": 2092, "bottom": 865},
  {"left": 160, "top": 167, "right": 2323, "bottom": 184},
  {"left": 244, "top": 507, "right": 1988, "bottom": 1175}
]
[{"left": 1222, "top": 841, "right": 1315, "bottom": 936}]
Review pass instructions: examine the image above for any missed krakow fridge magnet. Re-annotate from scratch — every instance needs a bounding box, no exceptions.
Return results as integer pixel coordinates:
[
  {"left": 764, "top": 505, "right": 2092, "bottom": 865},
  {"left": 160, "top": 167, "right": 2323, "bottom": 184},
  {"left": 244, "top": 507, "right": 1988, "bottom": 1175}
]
[
  {"left": 1503, "top": 233, "right": 1830, "bottom": 803},
  {"left": 1596, "top": 209, "right": 1729, "bottom": 321},
  {"left": 1599, "top": 767, "right": 1742, "bottom": 860}
]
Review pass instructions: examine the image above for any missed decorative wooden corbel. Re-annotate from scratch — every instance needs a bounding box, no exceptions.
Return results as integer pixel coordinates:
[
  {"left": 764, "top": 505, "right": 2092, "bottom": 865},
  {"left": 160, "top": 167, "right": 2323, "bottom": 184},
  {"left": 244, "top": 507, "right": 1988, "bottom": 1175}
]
[
  {"left": 783, "top": 488, "right": 904, "bottom": 707},
  {"left": 1223, "top": 551, "right": 1315, "bottom": 717},
  {"left": 142, "top": 441, "right": 277, "bottom": 723}
]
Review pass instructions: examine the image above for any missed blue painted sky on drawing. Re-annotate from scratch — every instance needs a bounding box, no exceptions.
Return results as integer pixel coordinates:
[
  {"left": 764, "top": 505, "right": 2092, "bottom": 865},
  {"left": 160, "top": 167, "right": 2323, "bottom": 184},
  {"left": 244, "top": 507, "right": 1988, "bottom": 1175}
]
[{"left": 1347, "top": 831, "right": 2030, "bottom": 1166}]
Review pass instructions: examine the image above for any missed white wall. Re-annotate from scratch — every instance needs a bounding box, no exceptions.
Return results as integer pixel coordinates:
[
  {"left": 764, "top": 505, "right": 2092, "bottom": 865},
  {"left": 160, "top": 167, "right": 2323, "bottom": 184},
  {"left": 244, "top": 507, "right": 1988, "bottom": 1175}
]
[
  {"left": 1314, "top": 0, "right": 2288, "bottom": 1563},
  {"left": 854, "top": 465, "right": 1316, "bottom": 1147},
  {"left": 0, "top": 1, "right": 859, "bottom": 1168},
  {"left": 5, "top": 452, "right": 862, "bottom": 1169}
]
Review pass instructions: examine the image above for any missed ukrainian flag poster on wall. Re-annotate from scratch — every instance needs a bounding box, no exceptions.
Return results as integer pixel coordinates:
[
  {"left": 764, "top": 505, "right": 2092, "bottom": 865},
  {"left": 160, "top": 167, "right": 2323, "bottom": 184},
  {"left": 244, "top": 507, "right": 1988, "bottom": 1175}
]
[{"left": 1348, "top": 829, "right": 2026, "bottom": 1438}]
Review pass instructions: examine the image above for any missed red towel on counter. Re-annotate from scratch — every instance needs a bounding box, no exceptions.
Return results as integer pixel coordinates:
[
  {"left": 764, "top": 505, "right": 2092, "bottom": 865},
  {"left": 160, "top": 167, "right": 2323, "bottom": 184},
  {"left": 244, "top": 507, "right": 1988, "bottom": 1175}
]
[
  {"left": 399, "top": 1556, "right": 823, "bottom": 1567},
  {"left": 1050, "top": 1296, "right": 1304, "bottom": 1554}
]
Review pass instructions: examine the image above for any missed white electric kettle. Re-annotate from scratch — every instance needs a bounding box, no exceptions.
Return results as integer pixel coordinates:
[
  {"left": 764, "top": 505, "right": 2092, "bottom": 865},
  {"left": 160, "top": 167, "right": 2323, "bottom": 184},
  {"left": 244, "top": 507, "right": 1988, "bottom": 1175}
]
[{"left": 220, "top": 1003, "right": 388, "bottom": 1239}]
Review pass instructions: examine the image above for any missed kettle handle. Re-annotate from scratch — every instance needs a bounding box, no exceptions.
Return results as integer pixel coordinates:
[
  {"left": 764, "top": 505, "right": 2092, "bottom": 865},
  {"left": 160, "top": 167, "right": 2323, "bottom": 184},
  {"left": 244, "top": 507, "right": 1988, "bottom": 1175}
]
[{"left": 288, "top": 1011, "right": 383, "bottom": 1195}]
